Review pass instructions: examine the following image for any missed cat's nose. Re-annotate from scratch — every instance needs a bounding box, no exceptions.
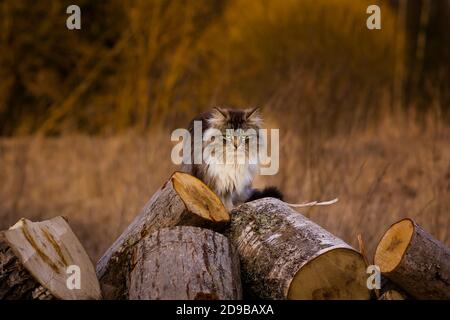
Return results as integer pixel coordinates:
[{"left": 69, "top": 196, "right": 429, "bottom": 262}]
[{"left": 233, "top": 136, "right": 239, "bottom": 148}]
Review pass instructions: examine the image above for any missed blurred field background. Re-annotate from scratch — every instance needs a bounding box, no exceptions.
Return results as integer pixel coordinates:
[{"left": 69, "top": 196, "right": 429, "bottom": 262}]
[{"left": 0, "top": 0, "right": 449, "bottom": 262}]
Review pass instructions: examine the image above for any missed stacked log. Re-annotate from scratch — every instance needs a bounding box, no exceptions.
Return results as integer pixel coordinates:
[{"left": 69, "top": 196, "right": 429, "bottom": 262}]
[
  {"left": 0, "top": 217, "right": 101, "bottom": 300},
  {"left": 128, "top": 226, "right": 242, "bottom": 300},
  {"left": 374, "top": 218, "right": 450, "bottom": 299},
  {"left": 227, "top": 198, "right": 371, "bottom": 300}
]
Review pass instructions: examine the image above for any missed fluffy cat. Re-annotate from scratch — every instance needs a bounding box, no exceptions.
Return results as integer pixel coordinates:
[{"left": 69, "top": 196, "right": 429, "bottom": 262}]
[{"left": 183, "top": 107, "right": 282, "bottom": 209}]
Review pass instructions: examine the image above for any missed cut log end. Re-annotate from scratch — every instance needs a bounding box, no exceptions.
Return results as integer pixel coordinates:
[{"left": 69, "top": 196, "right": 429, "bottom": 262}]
[
  {"left": 288, "top": 248, "right": 370, "bottom": 300},
  {"left": 1, "top": 217, "right": 101, "bottom": 300},
  {"left": 374, "top": 218, "right": 414, "bottom": 273},
  {"left": 374, "top": 218, "right": 450, "bottom": 299},
  {"left": 172, "top": 171, "right": 229, "bottom": 224}
]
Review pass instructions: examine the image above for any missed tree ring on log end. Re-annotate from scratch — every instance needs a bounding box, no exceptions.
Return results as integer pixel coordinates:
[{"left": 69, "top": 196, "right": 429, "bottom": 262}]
[
  {"left": 172, "top": 172, "right": 229, "bottom": 223},
  {"left": 374, "top": 218, "right": 414, "bottom": 273},
  {"left": 287, "top": 248, "right": 370, "bottom": 300}
]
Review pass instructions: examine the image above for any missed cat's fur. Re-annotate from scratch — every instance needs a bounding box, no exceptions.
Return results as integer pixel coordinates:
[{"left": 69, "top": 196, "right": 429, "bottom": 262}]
[{"left": 183, "top": 107, "right": 282, "bottom": 209}]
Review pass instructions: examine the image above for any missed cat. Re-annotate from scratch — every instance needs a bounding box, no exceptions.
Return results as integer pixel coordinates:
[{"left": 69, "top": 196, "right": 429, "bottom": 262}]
[{"left": 182, "top": 107, "right": 282, "bottom": 210}]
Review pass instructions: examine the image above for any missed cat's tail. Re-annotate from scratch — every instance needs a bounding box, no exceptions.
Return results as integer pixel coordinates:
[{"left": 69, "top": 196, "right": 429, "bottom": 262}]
[
  {"left": 246, "top": 186, "right": 284, "bottom": 202},
  {"left": 246, "top": 187, "right": 338, "bottom": 208}
]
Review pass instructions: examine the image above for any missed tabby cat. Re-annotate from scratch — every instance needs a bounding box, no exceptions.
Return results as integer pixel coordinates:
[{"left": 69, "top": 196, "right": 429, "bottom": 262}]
[{"left": 183, "top": 107, "right": 282, "bottom": 209}]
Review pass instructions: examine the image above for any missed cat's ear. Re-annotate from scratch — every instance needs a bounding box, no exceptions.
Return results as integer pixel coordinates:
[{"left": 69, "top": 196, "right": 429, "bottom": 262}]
[
  {"left": 213, "top": 107, "right": 228, "bottom": 119},
  {"left": 245, "top": 107, "right": 261, "bottom": 120}
]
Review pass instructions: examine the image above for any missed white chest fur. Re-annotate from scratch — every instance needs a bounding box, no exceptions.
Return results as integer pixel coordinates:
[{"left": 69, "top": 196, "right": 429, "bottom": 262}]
[
  {"left": 207, "top": 161, "right": 257, "bottom": 194},
  {"left": 201, "top": 127, "right": 260, "bottom": 208}
]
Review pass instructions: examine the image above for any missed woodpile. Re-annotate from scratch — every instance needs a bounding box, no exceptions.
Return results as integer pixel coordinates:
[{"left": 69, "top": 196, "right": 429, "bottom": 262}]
[{"left": 1, "top": 171, "right": 449, "bottom": 300}]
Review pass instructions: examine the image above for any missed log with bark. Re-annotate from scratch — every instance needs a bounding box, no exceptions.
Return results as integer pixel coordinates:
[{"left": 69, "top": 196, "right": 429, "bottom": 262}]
[
  {"left": 0, "top": 217, "right": 101, "bottom": 300},
  {"left": 374, "top": 218, "right": 450, "bottom": 299},
  {"left": 378, "top": 275, "right": 410, "bottom": 300},
  {"left": 227, "top": 198, "right": 371, "bottom": 300},
  {"left": 96, "top": 171, "right": 229, "bottom": 299},
  {"left": 128, "top": 226, "right": 242, "bottom": 300}
]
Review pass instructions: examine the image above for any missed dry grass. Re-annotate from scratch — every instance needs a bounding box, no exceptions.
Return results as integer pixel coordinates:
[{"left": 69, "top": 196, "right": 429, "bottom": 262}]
[{"left": 1, "top": 116, "right": 448, "bottom": 263}]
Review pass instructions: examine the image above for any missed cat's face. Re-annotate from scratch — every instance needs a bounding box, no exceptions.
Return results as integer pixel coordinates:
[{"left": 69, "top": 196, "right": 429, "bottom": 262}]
[{"left": 203, "top": 107, "right": 263, "bottom": 165}]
